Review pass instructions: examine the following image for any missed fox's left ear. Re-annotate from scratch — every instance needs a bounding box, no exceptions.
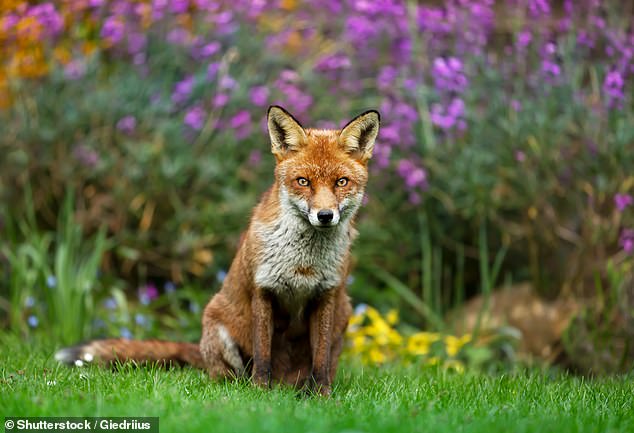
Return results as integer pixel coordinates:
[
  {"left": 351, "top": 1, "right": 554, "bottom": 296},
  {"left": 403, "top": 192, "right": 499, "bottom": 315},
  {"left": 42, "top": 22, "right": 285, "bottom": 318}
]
[{"left": 339, "top": 110, "right": 380, "bottom": 163}]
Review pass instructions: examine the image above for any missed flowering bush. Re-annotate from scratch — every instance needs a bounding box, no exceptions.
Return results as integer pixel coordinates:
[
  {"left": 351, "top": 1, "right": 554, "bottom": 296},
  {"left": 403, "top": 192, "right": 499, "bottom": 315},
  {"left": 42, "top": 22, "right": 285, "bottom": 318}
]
[{"left": 1, "top": 0, "right": 633, "bottom": 368}]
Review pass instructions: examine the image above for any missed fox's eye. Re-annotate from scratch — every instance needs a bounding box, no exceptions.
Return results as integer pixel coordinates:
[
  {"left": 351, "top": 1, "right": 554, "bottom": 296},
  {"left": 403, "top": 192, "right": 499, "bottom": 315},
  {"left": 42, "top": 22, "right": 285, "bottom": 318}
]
[
  {"left": 336, "top": 177, "right": 349, "bottom": 187},
  {"left": 297, "top": 177, "right": 310, "bottom": 187}
]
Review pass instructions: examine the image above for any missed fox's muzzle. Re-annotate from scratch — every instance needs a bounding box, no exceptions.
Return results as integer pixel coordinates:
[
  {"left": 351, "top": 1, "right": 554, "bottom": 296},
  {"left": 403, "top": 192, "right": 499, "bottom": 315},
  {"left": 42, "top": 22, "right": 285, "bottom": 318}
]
[{"left": 309, "top": 207, "right": 340, "bottom": 228}]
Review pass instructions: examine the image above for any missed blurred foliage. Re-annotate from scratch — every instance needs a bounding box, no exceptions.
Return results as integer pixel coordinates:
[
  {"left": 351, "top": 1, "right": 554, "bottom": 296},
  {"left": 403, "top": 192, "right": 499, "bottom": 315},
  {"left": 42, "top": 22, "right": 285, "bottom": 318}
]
[
  {"left": 344, "top": 305, "right": 519, "bottom": 373},
  {"left": 1, "top": 1, "right": 634, "bottom": 372}
]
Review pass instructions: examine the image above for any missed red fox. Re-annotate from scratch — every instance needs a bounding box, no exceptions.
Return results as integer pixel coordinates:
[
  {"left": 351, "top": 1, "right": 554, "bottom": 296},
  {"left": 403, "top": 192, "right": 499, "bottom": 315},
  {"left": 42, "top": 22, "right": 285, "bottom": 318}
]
[{"left": 56, "top": 106, "right": 380, "bottom": 395}]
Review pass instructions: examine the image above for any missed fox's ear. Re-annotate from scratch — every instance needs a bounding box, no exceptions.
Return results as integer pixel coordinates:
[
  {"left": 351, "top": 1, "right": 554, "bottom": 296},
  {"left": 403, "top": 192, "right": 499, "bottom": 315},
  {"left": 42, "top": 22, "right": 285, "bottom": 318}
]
[
  {"left": 267, "top": 106, "right": 307, "bottom": 159},
  {"left": 339, "top": 110, "right": 380, "bottom": 163}
]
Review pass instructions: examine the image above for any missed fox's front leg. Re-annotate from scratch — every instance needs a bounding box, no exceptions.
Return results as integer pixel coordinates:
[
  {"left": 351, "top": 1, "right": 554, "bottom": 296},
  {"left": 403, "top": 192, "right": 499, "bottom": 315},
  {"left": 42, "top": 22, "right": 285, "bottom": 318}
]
[
  {"left": 309, "top": 290, "right": 336, "bottom": 396},
  {"left": 252, "top": 289, "right": 273, "bottom": 387}
]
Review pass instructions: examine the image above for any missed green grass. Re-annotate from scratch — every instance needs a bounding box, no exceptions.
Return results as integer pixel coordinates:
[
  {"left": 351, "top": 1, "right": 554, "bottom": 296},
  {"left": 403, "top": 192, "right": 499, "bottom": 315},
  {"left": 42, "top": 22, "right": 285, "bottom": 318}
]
[{"left": 2, "top": 334, "right": 633, "bottom": 433}]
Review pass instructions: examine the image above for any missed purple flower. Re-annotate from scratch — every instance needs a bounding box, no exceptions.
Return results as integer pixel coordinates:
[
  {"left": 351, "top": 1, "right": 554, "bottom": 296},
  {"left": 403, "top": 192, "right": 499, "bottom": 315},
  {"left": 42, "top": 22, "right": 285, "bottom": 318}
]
[
  {"left": 248, "top": 149, "right": 262, "bottom": 166},
  {"left": 510, "top": 99, "right": 522, "bottom": 112},
  {"left": 138, "top": 283, "right": 159, "bottom": 305},
  {"left": 515, "top": 150, "right": 526, "bottom": 162},
  {"left": 373, "top": 143, "right": 391, "bottom": 169},
  {"left": 194, "top": 0, "right": 219, "bottom": 11},
  {"left": 230, "top": 110, "right": 252, "bottom": 139},
  {"left": 212, "top": 93, "right": 229, "bottom": 108},
  {"left": 345, "top": 16, "right": 378, "bottom": 45},
  {"left": 219, "top": 75, "right": 237, "bottom": 90},
  {"left": 116, "top": 115, "right": 137, "bottom": 134},
  {"left": 620, "top": 229, "right": 634, "bottom": 254},
  {"left": 184, "top": 106, "right": 206, "bottom": 130},
  {"left": 604, "top": 70, "right": 625, "bottom": 105},
  {"left": 397, "top": 160, "right": 428, "bottom": 192},
  {"left": 615, "top": 194, "right": 633, "bottom": 212},
  {"left": 517, "top": 30, "right": 532, "bottom": 49},
  {"left": 167, "top": 28, "right": 190, "bottom": 45},
  {"left": 73, "top": 145, "right": 100, "bottom": 168},
  {"left": 577, "top": 31, "right": 595, "bottom": 49},
  {"left": 206, "top": 62, "right": 220, "bottom": 81},
  {"left": 432, "top": 57, "right": 468, "bottom": 94},
  {"left": 1, "top": 14, "right": 18, "bottom": 32},
  {"left": 528, "top": 0, "right": 550, "bottom": 17},
  {"left": 315, "top": 53, "right": 352, "bottom": 72},
  {"left": 541, "top": 59, "right": 561, "bottom": 78},
  {"left": 279, "top": 69, "right": 299, "bottom": 82},
  {"left": 101, "top": 16, "right": 125, "bottom": 46},
  {"left": 133, "top": 53, "right": 146, "bottom": 66},
  {"left": 409, "top": 192, "right": 422, "bottom": 205},
  {"left": 27, "top": 3, "right": 63, "bottom": 37},
  {"left": 377, "top": 66, "right": 398, "bottom": 90},
  {"left": 170, "top": 0, "right": 189, "bottom": 13},
  {"left": 127, "top": 33, "right": 147, "bottom": 54},
  {"left": 430, "top": 98, "right": 467, "bottom": 131},
  {"left": 230, "top": 111, "right": 250, "bottom": 128},
  {"left": 64, "top": 60, "right": 86, "bottom": 80},
  {"left": 171, "top": 76, "right": 195, "bottom": 104},
  {"left": 196, "top": 41, "right": 221, "bottom": 59},
  {"left": 249, "top": 86, "right": 269, "bottom": 107}
]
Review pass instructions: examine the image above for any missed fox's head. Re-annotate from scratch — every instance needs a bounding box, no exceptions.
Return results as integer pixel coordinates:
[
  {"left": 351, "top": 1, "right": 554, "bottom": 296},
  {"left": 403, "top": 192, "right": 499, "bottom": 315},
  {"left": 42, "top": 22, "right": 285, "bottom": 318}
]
[{"left": 267, "top": 106, "right": 380, "bottom": 230}]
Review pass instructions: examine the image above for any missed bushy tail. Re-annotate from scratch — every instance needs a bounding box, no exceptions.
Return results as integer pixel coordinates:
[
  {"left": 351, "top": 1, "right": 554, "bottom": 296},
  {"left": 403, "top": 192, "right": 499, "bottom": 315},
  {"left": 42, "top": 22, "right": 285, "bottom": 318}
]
[{"left": 55, "top": 339, "right": 205, "bottom": 369}]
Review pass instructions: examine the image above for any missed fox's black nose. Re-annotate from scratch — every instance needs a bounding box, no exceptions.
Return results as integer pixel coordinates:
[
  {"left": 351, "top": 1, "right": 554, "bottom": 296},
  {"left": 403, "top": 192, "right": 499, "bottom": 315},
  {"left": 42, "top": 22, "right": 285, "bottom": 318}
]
[{"left": 317, "top": 209, "right": 334, "bottom": 224}]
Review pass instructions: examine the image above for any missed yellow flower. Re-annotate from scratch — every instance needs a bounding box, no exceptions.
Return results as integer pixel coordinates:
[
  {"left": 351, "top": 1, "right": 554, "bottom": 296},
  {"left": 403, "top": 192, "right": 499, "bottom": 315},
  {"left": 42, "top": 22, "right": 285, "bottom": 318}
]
[
  {"left": 15, "top": 16, "right": 43, "bottom": 44},
  {"left": 53, "top": 45, "right": 71, "bottom": 65},
  {"left": 81, "top": 41, "right": 98, "bottom": 56},
  {"left": 386, "top": 309, "right": 399, "bottom": 325},
  {"left": 0, "top": 75, "right": 11, "bottom": 109},
  {"left": 387, "top": 328, "right": 403, "bottom": 345},
  {"left": 9, "top": 46, "right": 49, "bottom": 78},
  {"left": 368, "top": 348, "right": 386, "bottom": 364},
  {"left": 348, "top": 312, "right": 364, "bottom": 329},
  {"left": 350, "top": 335, "right": 366, "bottom": 354},
  {"left": 426, "top": 356, "right": 440, "bottom": 366},
  {"left": 407, "top": 332, "right": 440, "bottom": 356},
  {"left": 444, "top": 359, "right": 466, "bottom": 373},
  {"left": 366, "top": 321, "right": 390, "bottom": 337},
  {"left": 135, "top": 3, "right": 154, "bottom": 29},
  {"left": 444, "top": 334, "right": 471, "bottom": 357}
]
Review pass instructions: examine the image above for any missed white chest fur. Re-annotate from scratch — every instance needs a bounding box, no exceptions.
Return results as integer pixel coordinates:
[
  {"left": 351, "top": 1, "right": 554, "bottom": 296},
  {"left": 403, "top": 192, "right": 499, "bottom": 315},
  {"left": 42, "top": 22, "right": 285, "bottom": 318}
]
[{"left": 253, "top": 212, "right": 351, "bottom": 315}]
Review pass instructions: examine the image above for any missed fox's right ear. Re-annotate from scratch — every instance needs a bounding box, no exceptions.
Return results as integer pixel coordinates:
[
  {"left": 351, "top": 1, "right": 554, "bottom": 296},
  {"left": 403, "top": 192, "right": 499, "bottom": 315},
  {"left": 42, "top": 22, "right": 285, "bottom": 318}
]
[{"left": 267, "top": 106, "right": 307, "bottom": 160}]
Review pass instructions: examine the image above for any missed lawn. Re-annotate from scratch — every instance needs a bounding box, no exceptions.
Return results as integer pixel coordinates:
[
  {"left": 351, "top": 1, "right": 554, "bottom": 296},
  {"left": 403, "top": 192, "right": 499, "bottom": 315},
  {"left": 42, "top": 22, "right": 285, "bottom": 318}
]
[{"left": 2, "top": 335, "right": 633, "bottom": 433}]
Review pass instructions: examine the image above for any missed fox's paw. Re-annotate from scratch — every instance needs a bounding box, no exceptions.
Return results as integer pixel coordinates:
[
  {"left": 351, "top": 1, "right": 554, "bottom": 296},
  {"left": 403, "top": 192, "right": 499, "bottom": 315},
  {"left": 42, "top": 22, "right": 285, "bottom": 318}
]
[
  {"left": 252, "top": 367, "right": 272, "bottom": 389},
  {"left": 55, "top": 344, "right": 96, "bottom": 367},
  {"left": 304, "top": 375, "right": 332, "bottom": 397}
]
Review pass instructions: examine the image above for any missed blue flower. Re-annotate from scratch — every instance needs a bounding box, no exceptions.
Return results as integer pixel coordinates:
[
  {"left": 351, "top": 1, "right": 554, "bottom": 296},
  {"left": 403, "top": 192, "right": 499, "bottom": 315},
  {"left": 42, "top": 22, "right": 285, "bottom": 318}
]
[
  {"left": 216, "top": 270, "right": 227, "bottom": 283},
  {"left": 120, "top": 327, "right": 132, "bottom": 339},
  {"left": 46, "top": 275, "right": 57, "bottom": 288},
  {"left": 135, "top": 313, "right": 148, "bottom": 326},
  {"left": 28, "top": 315, "right": 39, "bottom": 328},
  {"left": 103, "top": 297, "right": 117, "bottom": 310},
  {"left": 25, "top": 296, "right": 36, "bottom": 308},
  {"left": 164, "top": 281, "right": 176, "bottom": 294}
]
